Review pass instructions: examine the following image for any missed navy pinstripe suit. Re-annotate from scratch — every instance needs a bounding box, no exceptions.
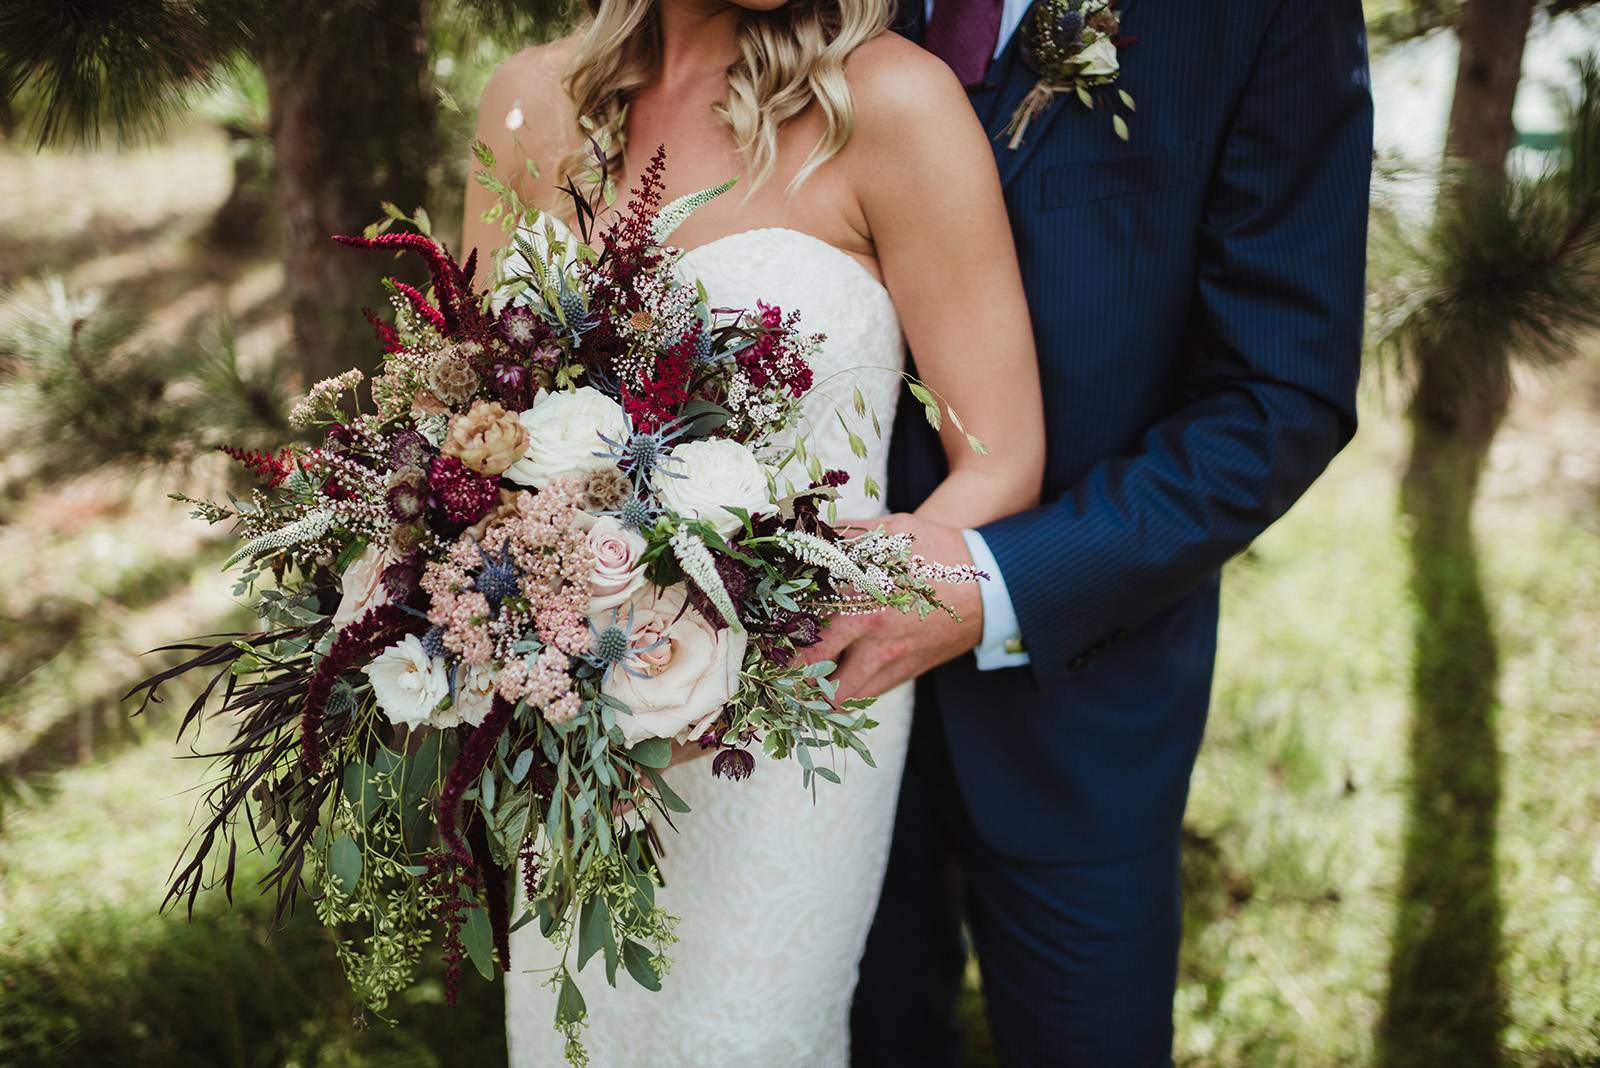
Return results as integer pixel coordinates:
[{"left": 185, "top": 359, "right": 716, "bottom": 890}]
[{"left": 853, "top": 1, "right": 1373, "bottom": 1063}]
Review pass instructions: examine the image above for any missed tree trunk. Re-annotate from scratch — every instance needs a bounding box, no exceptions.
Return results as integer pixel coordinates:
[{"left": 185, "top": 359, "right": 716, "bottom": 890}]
[
  {"left": 1378, "top": 2, "right": 1532, "bottom": 1063},
  {"left": 1443, "top": 0, "right": 1537, "bottom": 178},
  {"left": 261, "top": 0, "right": 437, "bottom": 388}
]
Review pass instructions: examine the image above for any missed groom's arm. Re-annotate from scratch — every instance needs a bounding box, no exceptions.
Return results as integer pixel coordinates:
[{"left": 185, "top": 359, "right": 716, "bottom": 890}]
[
  {"left": 981, "top": 0, "right": 1373, "bottom": 686},
  {"left": 809, "top": 0, "right": 1372, "bottom": 701}
]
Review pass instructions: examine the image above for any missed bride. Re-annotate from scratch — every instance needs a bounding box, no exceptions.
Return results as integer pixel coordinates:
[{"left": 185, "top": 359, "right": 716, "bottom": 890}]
[{"left": 462, "top": 0, "right": 1044, "bottom": 1061}]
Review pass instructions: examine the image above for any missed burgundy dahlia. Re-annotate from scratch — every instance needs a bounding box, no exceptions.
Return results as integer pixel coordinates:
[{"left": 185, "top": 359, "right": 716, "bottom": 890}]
[
  {"left": 428, "top": 455, "right": 499, "bottom": 525},
  {"left": 712, "top": 748, "right": 755, "bottom": 782}
]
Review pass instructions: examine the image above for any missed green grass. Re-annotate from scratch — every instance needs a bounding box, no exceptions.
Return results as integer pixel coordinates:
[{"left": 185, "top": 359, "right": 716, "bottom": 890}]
[{"left": 3, "top": 389, "right": 1596, "bottom": 1067}]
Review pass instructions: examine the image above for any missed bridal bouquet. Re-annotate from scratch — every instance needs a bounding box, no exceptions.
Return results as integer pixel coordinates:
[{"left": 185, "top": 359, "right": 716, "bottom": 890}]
[{"left": 132, "top": 147, "right": 976, "bottom": 1060}]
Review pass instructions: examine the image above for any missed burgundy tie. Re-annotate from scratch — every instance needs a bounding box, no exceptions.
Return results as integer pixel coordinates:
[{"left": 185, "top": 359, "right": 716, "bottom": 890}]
[{"left": 923, "top": 0, "right": 1005, "bottom": 88}]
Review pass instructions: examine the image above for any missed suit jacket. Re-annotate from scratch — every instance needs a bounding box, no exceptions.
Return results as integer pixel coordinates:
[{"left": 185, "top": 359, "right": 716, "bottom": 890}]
[{"left": 888, "top": 0, "right": 1374, "bottom": 862}]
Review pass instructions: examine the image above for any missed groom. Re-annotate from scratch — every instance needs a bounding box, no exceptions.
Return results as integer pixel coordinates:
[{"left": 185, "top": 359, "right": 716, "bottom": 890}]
[{"left": 821, "top": 0, "right": 1373, "bottom": 1064}]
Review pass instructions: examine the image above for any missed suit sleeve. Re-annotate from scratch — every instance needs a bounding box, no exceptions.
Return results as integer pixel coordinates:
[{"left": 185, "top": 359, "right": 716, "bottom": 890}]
[{"left": 975, "top": 0, "right": 1373, "bottom": 687}]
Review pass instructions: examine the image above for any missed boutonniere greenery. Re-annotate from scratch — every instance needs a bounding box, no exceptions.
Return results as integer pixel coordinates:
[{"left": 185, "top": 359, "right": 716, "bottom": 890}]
[{"left": 1005, "top": 0, "right": 1136, "bottom": 149}]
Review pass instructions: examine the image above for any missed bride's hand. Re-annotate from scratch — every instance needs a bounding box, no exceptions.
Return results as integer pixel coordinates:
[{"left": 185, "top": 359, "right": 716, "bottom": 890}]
[{"left": 802, "top": 513, "right": 983, "bottom": 702}]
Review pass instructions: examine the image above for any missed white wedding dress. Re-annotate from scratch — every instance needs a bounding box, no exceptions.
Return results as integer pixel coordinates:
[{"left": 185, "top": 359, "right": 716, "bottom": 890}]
[{"left": 503, "top": 225, "right": 913, "bottom": 1066}]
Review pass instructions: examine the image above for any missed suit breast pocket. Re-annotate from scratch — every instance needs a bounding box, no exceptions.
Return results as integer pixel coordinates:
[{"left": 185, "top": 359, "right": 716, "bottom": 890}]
[{"left": 1041, "top": 143, "right": 1200, "bottom": 211}]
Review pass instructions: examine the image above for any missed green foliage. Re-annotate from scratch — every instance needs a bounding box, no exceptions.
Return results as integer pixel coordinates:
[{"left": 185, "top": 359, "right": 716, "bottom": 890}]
[
  {"left": 0, "top": 0, "right": 259, "bottom": 147},
  {"left": 0, "top": 281, "right": 293, "bottom": 482},
  {"left": 0, "top": 0, "right": 573, "bottom": 150},
  {"left": 1370, "top": 54, "right": 1600, "bottom": 409}
]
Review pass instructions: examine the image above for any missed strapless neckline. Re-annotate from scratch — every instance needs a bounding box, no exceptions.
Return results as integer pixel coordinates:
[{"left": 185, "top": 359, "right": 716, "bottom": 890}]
[{"left": 678, "top": 227, "right": 888, "bottom": 299}]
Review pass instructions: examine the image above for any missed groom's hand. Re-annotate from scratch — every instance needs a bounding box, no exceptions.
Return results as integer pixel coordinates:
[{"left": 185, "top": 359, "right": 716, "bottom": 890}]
[{"left": 801, "top": 513, "right": 984, "bottom": 703}]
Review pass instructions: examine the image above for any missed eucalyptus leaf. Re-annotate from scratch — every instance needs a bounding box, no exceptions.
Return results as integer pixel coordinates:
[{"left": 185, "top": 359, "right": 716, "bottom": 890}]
[
  {"left": 622, "top": 940, "right": 662, "bottom": 992},
  {"left": 629, "top": 738, "right": 672, "bottom": 769},
  {"left": 328, "top": 835, "right": 362, "bottom": 894},
  {"left": 462, "top": 906, "right": 496, "bottom": 980}
]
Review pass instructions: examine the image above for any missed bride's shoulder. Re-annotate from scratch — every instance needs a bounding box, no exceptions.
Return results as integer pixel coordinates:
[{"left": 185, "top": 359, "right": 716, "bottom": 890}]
[
  {"left": 839, "top": 34, "right": 990, "bottom": 181},
  {"left": 843, "top": 33, "right": 970, "bottom": 132},
  {"left": 475, "top": 37, "right": 583, "bottom": 205}
]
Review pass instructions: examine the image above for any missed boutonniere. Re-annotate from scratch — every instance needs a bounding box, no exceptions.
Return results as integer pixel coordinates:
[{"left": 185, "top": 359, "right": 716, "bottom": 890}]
[{"left": 1005, "top": 0, "right": 1137, "bottom": 149}]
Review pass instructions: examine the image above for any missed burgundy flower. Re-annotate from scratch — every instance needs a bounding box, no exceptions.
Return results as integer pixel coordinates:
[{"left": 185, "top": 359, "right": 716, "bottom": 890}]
[
  {"left": 492, "top": 361, "right": 530, "bottom": 410},
  {"left": 428, "top": 455, "right": 499, "bottom": 525},
  {"left": 712, "top": 748, "right": 755, "bottom": 782},
  {"left": 781, "top": 611, "right": 824, "bottom": 647},
  {"left": 498, "top": 304, "right": 541, "bottom": 348},
  {"left": 818, "top": 469, "right": 850, "bottom": 489},
  {"left": 386, "top": 479, "right": 428, "bottom": 521},
  {"left": 389, "top": 428, "right": 432, "bottom": 470},
  {"left": 381, "top": 560, "right": 420, "bottom": 599}
]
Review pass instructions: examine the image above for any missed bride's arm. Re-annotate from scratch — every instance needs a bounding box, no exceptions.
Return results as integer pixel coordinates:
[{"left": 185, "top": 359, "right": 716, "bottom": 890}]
[{"left": 847, "top": 37, "right": 1046, "bottom": 529}]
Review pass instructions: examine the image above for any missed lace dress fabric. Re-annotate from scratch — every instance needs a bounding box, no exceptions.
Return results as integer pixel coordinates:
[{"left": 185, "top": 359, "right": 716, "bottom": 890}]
[{"left": 504, "top": 226, "right": 913, "bottom": 1067}]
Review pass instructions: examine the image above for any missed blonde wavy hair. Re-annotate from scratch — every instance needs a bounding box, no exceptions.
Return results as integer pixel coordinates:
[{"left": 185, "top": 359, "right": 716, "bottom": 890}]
[{"left": 561, "top": 0, "right": 893, "bottom": 192}]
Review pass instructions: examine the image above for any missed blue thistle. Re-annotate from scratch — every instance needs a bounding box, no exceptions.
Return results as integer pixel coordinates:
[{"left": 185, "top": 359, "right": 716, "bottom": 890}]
[
  {"left": 1055, "top": 10, "right": 1085, "bottom": 40},
  {"left": 615, "top": 495, "right": 658, "bottom": 533},
  {"left": 599, "top": 415, "right": 695, "bottom": 486},
  {"left": 472, "top": 542, "right": 520, "bottom": 610},
  {"left": 420, "top": 626, "right": 448, "bottom": 659}
]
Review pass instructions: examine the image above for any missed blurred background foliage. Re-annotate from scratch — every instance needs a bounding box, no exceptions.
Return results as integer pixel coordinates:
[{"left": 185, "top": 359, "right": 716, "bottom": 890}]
[{"left": 1, "top": 0, "right": 1599, "bottom": 1065}]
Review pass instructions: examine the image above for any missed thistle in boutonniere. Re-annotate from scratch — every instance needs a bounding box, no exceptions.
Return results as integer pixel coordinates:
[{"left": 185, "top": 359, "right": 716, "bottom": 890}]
[{"left": 1005, "top": 0, "right": 1136, "bottom": 149}]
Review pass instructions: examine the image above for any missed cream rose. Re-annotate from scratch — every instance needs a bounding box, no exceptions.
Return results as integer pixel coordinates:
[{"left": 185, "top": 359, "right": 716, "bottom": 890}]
[
  {"left": 443, "top": 399, "right": 530, "bottom": 476},
  {"left": 601, "top": 586, "right": 747, "bottom": 746},
  {"left": 333, "top": 545, "right": 394, "bottom": 630},
  {"left": 576, "top": 512, "right": 648, "bottom": 612},
  {"left": 435, "top": 664, "right": 497, "bottom": 729},
  {"left": 504, "top": 387, "right": 627, "bottom": 489},
  {"left": 654, "top": 438, "right": 773, "bottom": 537},
  {"left": 1074, "top": 36, "right": 1120, "bottom": 78},
  {"left": 363, "top": 635, "right": 450, "bottom": 729}
]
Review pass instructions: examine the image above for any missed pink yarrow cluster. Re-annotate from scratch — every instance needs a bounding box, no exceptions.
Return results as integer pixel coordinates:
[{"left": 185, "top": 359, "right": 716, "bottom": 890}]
[{"left": 419, "top": 479, "right": 596, "bottom": 724}]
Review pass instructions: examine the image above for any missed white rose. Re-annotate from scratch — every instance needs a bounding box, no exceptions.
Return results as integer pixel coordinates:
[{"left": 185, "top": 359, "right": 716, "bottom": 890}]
[
  {"left": 601, "top": 586, "right": 747, "bottom": 746},
  {"left": 434, "top": 664, "right": 497, "bottom": 729},
  {"left": 333, "top": 545, "right": 394, "bottom": 630},
  {"left": 577, "top": 512, "right": 649, "bottom": 612},
  {"left": 1075, "top": 36, "right": 1120, "bottom": 78},
  {"left": 363, "top": 635, "right": 450, "bottom": 729},
  {"left": 504, "top": 387, "right": 627, "bottom": 489},
  {"left": 654, "top": 438, "right": 774, "bottom": 537}
]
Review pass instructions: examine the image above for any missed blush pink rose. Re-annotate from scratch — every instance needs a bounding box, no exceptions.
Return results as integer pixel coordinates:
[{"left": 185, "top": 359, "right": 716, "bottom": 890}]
[
  {"left": 601, "top": 585, "right": 747, "bottom": 746},
  {"left": 576, "top": 512, "right": 648, "bottom": 612},
  {"left": 333, "top": 545, "right": 394, "bottom": 630}
]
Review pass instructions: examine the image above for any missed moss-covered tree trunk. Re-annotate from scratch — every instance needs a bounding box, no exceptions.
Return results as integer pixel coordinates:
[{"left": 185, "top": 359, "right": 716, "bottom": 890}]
[
  {"left": 1379, "top": 2, "right": 1533, "bottom": 1064},
  {"left": 261, "top": 0, "right": 438, "bottom": 387}
]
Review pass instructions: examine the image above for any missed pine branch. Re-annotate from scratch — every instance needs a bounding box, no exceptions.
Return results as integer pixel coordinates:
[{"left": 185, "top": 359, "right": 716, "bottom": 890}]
[{"left": 0, "top": 0, "right": 260, "bottom": 147}]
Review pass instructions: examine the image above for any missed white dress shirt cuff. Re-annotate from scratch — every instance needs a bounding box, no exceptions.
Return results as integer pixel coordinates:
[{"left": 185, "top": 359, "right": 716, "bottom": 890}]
[{"left": 961, "top": 528, "right": 1030, "bottom": 671}]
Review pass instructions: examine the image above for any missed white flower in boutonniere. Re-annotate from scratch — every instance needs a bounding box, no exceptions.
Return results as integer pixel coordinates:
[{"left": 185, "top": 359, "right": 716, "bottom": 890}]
[{"left": 1005, "top": 0, "right": 1137, "bottom": 149}]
